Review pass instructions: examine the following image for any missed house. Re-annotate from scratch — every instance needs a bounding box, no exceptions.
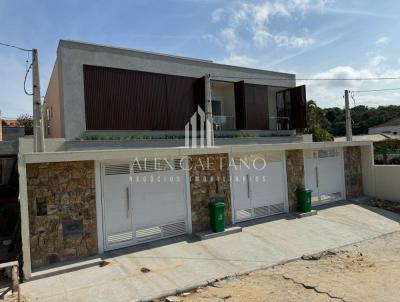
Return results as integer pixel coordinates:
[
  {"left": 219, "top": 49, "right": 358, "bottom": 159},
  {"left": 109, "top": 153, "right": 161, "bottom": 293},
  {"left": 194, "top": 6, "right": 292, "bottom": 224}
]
[
  {"left": 17, "top": 40, "right": 372, "bottom": 279},
  {"left": 43, "top": 40, "right": 307, "bottom": 142},
  {"left": 368, "top": 118, "right": 400, "bottom": 136}
]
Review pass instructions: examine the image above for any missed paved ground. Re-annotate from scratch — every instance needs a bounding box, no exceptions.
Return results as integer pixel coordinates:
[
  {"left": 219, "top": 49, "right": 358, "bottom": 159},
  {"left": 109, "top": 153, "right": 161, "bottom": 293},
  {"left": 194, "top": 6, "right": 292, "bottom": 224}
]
[
  {"left": 20, "top": 202, "right": 400, "bottom": 302},
  {"left": 172, "top": 231, "right": 400, "bottom": 302}
]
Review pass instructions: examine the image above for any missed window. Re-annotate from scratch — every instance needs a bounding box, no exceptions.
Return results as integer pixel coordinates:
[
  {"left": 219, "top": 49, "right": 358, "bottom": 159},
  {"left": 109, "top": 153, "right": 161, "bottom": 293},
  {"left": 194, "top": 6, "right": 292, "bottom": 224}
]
[
  {"left": 276, "top": 90, "right": 291, "bottom": 130},
  {"left": 212, "top": 99, "right": 222, "bottom": 116}
]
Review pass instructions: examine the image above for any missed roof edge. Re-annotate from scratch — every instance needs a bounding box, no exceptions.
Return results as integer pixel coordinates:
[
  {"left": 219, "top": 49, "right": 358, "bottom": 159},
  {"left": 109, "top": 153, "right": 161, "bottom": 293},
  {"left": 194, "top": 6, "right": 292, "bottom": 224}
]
[{"left": 57, "top": 39, "right": 296, "bottom": 79}]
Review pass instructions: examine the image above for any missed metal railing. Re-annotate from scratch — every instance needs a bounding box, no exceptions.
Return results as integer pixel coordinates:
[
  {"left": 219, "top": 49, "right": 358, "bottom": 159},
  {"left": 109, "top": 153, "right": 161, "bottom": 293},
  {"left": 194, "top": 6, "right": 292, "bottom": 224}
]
[
  {"left": 269, "top": 117, "right": 290, "bottom": 130},
  {"left": 213, "top": 116, "right": 236, "bottom": 131}
]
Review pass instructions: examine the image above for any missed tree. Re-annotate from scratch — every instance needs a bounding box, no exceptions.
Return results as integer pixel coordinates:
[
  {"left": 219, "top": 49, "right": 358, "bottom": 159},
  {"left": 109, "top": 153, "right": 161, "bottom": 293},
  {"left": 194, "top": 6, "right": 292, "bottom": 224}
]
[
  {"left": 303, "top": 100, "right": 333, "bottom": 142},
  {"left": 16, "top": 113, "right": 33, "bottom": 135},
  {"left": 322, "top": 105, "right": 400, "bottom": 137},
  {"left": 1, "top": 119, "right": 7, "bottom": 126}
]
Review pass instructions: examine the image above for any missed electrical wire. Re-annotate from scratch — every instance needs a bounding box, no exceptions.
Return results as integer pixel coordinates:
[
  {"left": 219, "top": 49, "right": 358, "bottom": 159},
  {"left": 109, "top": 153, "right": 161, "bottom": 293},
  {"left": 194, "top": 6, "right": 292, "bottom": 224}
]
[
  {"left": 351, "top": 87, "right": 400, "bottom": 93},
  {"left": 350, "top": 91, "right": 356, "bottom": 106},
  {"left": 211, "top": 74, "right": 400, "bottom": 81},
  {"left": 0, "top": 41, "right": 34, "bottom": 95},
  {"left": 0, "top": 41, "right": 32, "bottom": 52},
  {"left": 24, "top": 62, "right": 33, "bottom": 96}
]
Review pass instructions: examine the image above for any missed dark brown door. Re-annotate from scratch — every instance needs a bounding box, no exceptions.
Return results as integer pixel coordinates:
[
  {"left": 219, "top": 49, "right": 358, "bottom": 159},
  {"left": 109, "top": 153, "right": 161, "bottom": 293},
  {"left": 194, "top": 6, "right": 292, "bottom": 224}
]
[
  {"left": 234, "top": 81, "right": 246, "bottom": 129},
  {"left": 244, "top": 84, "right": 269, "bottom": 130},
  {"left": 289, "top": 85, "right": 307, "bottom": 129},
  {"left": 234, "top": 81, "right": 269, "bottom": 130},
  {"left": 275, "top": 85, "right": 307, "bottom": 130}
]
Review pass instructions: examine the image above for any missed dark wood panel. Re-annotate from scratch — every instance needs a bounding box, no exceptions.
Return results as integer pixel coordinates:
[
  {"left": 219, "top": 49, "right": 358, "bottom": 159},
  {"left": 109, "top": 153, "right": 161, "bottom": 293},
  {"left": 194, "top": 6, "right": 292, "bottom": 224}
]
[
  {"left": 83, "top": 65, "right": 201, "bottom": 131},
  {"left": 290, "top": 85, "right": 307, "bottom": 129},
  {"left": 165, "top": 75, "right": 200, "bottom": 130},
  {"left": 244, "top": 84, "right": 269, "bottom": 130},
  {"left": 234, "top": 81, "right": 246, "bottom": 129}
]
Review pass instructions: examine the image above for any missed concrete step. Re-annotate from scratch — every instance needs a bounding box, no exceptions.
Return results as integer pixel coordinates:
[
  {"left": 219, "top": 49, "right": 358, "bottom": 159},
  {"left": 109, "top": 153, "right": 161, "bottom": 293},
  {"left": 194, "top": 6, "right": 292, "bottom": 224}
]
[
  {"left": 30, "top": 256, "right": 103, "bottom": 280},
  {"left": 194, "top": 226, "right": 242, "bottom": 241}
]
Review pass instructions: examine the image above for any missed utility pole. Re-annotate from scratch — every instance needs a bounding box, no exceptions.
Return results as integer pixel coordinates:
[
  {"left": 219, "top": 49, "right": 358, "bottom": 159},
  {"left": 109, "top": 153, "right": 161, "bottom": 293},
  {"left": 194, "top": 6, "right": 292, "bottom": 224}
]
[
  {"left": 204, "top": 73, "right": 214, "bottom": 147},
  {"left": 344, "top": 90, "right": 352, "bottom": 142},
  {"left": 32, "top": 49, "right": 45, "bottom": 152}
]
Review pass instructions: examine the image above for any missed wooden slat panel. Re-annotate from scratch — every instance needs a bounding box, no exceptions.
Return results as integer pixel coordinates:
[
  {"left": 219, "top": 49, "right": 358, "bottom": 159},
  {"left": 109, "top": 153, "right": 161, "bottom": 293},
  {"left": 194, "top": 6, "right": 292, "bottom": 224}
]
[
  {"left": 290, "top": 85, "right": 307, "bottom": 129},
  {"left": 234, "top": 81, "right": 246, "bottom": 129},
  {"left": 83, "top": 65, "right": 202, "bottom": 131},
  {"left": 244, "top": 84, "right": 269, "bottom": 130},
  {"left": 165, "top": 75, "right": 199, "bottom": 130},
  {"left": 83, "top": 65, "right": 167, "bottom": 130}
]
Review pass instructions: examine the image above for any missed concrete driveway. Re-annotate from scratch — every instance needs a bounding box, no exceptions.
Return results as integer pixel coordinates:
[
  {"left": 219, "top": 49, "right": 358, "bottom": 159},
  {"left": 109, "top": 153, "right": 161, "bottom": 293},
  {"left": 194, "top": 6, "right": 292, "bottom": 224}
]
[{"left": 21, "top": 202, "right": 400, "bottom": 302}]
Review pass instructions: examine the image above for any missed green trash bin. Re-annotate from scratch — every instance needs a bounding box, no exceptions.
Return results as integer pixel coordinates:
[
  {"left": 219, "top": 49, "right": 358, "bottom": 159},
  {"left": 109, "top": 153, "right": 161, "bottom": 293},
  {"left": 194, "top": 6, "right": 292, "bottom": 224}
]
[
  {"left": 209, "top": 201, "right": 225, "bottom": 233},
  {"left": 296, "top": 188, "right": 312, "bottom": 213}
]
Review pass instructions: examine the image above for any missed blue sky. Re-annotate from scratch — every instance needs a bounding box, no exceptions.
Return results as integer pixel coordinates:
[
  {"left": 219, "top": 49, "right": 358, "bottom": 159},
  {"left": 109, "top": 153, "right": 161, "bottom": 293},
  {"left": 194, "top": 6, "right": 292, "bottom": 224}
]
[{"left": 1, "top": 0, "right": 400, "bottom": 117}]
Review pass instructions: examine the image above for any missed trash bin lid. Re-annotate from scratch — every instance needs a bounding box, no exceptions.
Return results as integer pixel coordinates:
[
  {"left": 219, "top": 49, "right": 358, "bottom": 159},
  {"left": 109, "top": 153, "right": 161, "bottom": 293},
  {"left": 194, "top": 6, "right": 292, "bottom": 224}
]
[{"left": 209, "top": 201, "right": 225, "bottom": 208}]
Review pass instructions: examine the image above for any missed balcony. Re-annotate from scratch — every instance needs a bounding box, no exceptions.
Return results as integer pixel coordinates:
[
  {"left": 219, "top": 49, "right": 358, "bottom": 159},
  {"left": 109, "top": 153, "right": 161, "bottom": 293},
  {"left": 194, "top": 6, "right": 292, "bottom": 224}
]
[{"left": 213, "top": 116, "right": 236, "bottom": 131}]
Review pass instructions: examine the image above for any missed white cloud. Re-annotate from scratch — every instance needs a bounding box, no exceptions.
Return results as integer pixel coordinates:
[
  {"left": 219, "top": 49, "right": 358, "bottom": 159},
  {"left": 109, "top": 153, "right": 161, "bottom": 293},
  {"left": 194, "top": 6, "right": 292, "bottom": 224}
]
[
  {"left": 220, "top": 28, "right": 238, "bottom": 52},
  {"left": 273, "top": 34, "right": 315, "bottom": 48},
  {"left": 210, "top": 0, "right": 328, "bottom": 54},
  {"left": 220, "top": 54, "right": 258, "bottom": 67},
  {"left": 211, "top": 8, "right": 224, "bottom": 22},
  {"left": 303, "top": 64, "right": 400, "bottom": 108},
  {"left": 375, "top": 36, "right": 391, "bottom": 46},
  {"left": 368, "top": 55, "right": 386, "bottom": 67}
]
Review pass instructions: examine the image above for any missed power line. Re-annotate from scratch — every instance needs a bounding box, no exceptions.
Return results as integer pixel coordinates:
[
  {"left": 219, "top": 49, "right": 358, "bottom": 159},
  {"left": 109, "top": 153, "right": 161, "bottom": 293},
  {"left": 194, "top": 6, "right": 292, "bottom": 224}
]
[
  {"left": 351, "top": 87, "right": 400, "bottom": 93},
  {"left": 0, "top": 41, "right": 32, "bottom": 52},
  {"left": 211, "top": 74, "right": 400, "bottom": 81},
  {"left": 24, "top": 62, "right": 33, "bottom": 96}
]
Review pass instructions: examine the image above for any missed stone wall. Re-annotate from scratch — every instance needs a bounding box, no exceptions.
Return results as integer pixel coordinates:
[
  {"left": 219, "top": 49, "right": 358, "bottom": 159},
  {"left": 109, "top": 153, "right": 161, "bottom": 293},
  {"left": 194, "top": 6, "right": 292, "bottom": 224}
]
[
  {"left": 344, "top": 146, "right": 363, "bottom": 199},
  {"left": 285, "top": 150, "right": 305, "bottom": 211},
  {"left": 26, "top": 161, "right": 97, "bottom": 268},
  {"left": 189, "top": 154, "right": 232, "bottom": 232}
]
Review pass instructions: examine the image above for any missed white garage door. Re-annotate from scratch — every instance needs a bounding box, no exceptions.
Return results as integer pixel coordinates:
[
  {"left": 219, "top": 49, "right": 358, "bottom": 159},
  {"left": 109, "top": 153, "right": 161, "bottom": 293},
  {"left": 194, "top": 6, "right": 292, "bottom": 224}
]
[
  {"left": 304, "top": 148, "right": 345, "bottom": 205},
  {"left": 101, "top": 158, "right": 188, "bottom": 250},
  {"left": 231, "top": 152, "right": 288, "bottom": 222}
]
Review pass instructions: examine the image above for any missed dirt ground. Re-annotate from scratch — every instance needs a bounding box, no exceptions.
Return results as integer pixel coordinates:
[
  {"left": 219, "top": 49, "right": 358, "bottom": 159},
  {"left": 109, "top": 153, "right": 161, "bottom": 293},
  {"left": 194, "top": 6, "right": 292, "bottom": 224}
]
[{"left": 163, "top": 231, "right": 400, "bottom": 302}]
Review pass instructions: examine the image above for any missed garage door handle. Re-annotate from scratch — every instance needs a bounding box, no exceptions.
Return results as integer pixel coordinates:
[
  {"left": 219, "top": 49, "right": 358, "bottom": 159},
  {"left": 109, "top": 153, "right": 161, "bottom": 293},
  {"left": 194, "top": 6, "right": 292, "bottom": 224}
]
[
  {"left": 246, "top": 174, "right": 250, "bottom": 199},
  {"left": 126, "top": 187, "right": 130, "bottom": 218}
]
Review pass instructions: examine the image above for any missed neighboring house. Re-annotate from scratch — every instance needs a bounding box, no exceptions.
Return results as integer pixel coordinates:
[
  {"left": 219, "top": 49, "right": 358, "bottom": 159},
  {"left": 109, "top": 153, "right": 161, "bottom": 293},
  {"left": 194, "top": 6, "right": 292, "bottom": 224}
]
[
  {"left": 368, "top": 118, "right": 400, "bottom": 135},
  {"left": 1, "top": 117, "right": 17, "bottom": 127},
  {"left": 17, "top": 40, "right": 372, "bottom": 280},
  {"left": 334, "top": 134, "right": 395, "bottom": 143}
]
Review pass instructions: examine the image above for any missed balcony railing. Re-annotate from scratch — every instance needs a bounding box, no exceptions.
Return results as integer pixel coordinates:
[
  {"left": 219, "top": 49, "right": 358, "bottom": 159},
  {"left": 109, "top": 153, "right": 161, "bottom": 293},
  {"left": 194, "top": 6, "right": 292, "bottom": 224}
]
[
  {"left": 269, "top": 117, "right": 290, "bottom": 130},
  {"left": 213, "top": 116, "right": 236, "bottom": 131}
]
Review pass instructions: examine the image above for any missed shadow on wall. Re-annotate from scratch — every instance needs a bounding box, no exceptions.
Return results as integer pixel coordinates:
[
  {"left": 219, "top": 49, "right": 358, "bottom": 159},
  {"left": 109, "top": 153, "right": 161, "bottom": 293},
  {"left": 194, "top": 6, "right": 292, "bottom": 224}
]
[{"left": 0, "top": 155, "right": 21, "bottom": 263}]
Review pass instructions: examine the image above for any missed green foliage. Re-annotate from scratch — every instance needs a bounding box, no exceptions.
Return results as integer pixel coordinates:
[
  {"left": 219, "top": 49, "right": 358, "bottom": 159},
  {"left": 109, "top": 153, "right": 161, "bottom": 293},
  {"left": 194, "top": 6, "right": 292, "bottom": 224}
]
[
  {"left": 324, "top": 105, "right": 400, "bottom": 136},
  {"left": 1, "top": 119, "right": 7, "bottom": 126},
  {"left": 16, "top": 113, "right": 33, "bottom": 135},
  {"left": 303, "top": 100, "right": 333, "bottom": 142},
  {"left": 304, "top": 102, "right": 400, "bottom": 140}
]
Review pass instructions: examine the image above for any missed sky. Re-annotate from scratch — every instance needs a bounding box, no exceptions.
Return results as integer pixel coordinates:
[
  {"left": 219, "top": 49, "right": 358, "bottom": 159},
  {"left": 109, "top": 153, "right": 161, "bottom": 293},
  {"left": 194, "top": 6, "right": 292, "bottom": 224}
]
[{"left": 1, "top": 0, "right": 400, "bottom": 118}]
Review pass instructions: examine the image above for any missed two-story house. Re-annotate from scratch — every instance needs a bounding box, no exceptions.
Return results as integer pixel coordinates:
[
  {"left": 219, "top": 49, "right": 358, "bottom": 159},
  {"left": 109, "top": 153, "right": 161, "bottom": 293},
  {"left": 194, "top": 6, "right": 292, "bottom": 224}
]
[
  {"left": 17, "top": 40, "right": 370, "bottom": 279},
  {"left": 43, "top": 40, "right": 306, "bottom": 142}
]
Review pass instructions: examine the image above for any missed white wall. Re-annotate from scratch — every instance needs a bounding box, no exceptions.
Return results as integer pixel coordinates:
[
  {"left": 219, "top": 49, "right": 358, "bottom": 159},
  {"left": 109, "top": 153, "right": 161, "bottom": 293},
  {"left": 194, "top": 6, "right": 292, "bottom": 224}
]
[
  {"left": 374, "top": 165, "right": 400, "bottom": 202},
  {"left": 361, "top": 145, "right": 375, "bottom": 197}
]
